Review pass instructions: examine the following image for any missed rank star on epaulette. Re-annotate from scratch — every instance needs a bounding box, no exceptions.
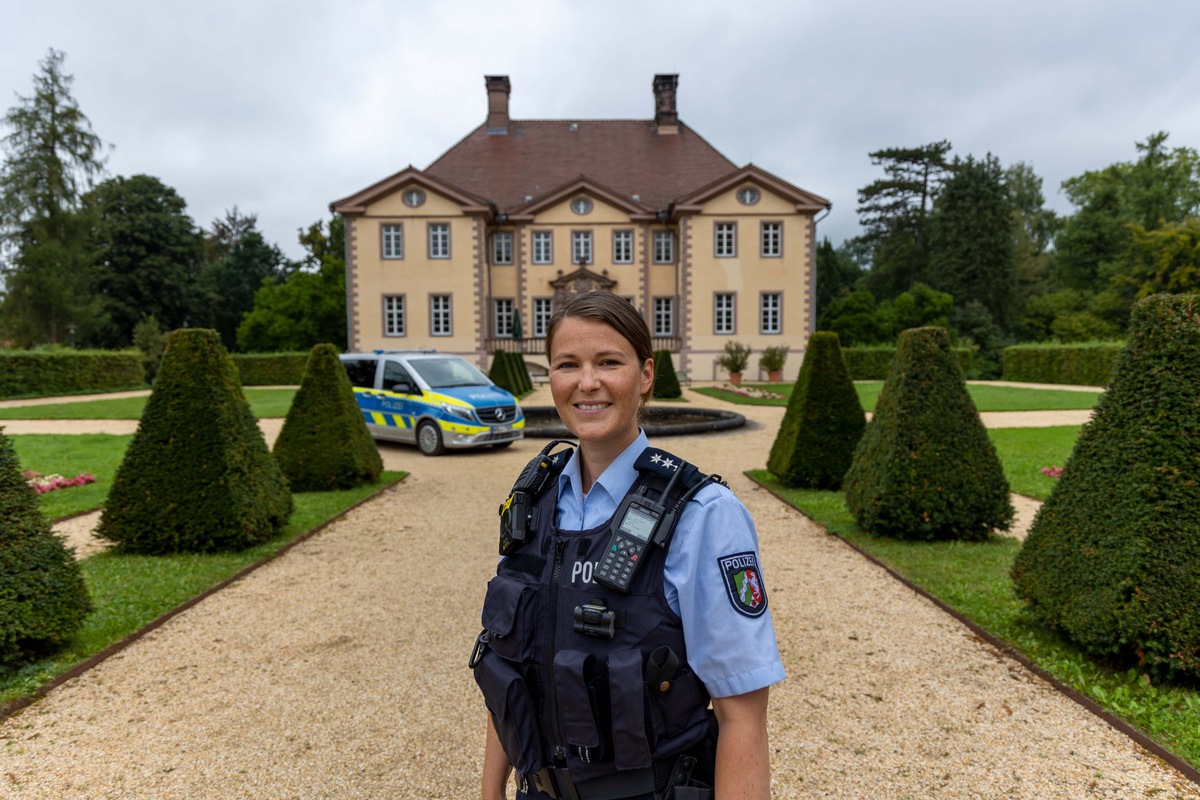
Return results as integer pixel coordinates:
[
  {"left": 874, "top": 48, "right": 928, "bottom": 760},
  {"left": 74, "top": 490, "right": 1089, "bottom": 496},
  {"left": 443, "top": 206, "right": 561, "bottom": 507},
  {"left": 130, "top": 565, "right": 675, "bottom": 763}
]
[{"left": 650, "top": 453, "right": 663, "bottom": 465}]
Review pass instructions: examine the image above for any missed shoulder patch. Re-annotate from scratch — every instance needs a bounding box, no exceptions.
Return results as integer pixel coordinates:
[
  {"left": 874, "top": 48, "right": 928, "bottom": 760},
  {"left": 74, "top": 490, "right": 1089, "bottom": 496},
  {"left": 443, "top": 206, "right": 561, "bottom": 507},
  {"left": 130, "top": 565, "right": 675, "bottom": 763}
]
[{"left": 718, "top": 551, "right": 768, "bottom": 618}]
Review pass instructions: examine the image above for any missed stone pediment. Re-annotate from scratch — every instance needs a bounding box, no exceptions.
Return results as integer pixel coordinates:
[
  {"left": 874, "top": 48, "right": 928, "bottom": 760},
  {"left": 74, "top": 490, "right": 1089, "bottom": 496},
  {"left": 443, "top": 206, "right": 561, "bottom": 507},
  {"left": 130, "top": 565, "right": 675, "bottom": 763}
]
[{"left": 550, "top": 267, "right": 617, "bottom": 297}]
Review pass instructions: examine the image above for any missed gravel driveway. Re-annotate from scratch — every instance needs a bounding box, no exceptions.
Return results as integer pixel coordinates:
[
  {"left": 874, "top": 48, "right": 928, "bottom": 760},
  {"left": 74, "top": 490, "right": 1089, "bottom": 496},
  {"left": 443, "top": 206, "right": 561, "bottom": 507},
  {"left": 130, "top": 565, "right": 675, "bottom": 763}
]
[{"left": 3, "top": 387, "right": 1196, "bottom": 798}]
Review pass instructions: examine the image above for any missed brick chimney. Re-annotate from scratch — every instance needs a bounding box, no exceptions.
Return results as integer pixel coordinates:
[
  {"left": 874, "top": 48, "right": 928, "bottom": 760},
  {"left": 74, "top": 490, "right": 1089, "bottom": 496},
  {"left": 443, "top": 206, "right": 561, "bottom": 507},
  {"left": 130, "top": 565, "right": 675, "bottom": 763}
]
[
  {"left": 485, "top": 75, "right": 511, "bottom": 135},
  {"left": 653, "top": 74, "right": 679, "bottom": 134}
]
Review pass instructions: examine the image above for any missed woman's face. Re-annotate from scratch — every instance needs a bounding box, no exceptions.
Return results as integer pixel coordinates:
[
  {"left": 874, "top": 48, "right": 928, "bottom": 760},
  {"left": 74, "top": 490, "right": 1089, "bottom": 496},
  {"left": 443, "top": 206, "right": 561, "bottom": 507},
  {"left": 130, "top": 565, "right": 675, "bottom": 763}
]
[{"left": 549, "top": 316, "right": 653, "bottom": 452}]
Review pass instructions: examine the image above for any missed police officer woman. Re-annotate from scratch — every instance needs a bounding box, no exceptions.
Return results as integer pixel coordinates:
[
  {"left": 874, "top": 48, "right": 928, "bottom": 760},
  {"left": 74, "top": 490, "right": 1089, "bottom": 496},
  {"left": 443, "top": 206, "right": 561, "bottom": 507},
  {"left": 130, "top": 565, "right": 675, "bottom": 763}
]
[{"left": 475, "top": 291, "right": 784, "bottom": 800}]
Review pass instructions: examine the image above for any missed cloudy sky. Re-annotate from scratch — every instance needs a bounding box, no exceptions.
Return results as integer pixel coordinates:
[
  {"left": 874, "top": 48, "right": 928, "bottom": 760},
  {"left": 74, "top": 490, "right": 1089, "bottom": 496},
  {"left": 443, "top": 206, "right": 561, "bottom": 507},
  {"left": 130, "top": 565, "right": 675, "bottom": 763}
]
[{"left": 3, "top": 0, "right": 1198, "bottom": 261}]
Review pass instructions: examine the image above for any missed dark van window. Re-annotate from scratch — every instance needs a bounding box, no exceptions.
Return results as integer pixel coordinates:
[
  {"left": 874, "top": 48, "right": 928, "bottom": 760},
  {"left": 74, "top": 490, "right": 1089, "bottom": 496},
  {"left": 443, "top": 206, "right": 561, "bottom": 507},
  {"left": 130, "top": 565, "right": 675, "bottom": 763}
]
[
  {"left": 382, "top": 360, "right": 415, "bottom": 392},
  {"left": 342, "top": 359, "right": 378, "bottom": 388}
]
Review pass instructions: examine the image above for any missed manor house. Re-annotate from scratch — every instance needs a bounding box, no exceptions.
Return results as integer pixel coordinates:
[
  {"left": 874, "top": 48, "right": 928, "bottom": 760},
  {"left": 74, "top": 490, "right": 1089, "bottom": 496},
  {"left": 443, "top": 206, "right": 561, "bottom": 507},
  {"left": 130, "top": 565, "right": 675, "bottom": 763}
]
[{"left": 331, "top": 74, "right": 830, "bottom": 381}]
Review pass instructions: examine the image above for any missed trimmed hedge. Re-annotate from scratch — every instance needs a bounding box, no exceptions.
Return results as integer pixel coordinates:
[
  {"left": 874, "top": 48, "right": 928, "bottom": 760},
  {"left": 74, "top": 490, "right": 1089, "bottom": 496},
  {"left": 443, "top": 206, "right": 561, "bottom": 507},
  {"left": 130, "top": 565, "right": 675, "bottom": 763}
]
[
  {"left": 273, "top": 344, "right": 382, "bottom": 492},
  {"left": 1001, "top": 341, "right": 1122, "bottom": 386},
  {"left": 842, "top": 343, "right": 974, "bottom": 380},
  {"left": 767, "top": 332, "right": 865, "bottom": 489},
  {"left": 652, "top": 349, "right": 682, "bottom": 399},
  {"left": 0, "top": 350, "right": 144, "bottom": 398},
  {"left": 0, "top": 430, "right": 92, "bottom": 667},
  {"left": 1012, "top": 295, "right": 1200, "bottom": 678},
  {"left": 231, "top": 352, "right": 310, "bottom": 386},
  {"left": 97, "top": 329, "right": 293, "bottom": 554},
  {"left": 843, "top": 327, "right": 1013, "bottom": 540},
  {"left": 489, "top": 351, "right": 530, "bottom": 395}
]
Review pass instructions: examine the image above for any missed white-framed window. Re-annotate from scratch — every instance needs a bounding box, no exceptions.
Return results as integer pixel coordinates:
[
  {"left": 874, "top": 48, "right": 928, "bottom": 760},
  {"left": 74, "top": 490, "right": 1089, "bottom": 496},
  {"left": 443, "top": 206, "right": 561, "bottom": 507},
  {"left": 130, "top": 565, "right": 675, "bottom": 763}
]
[
  {"left": 653, "top": 231, "right": 675, "bottom": 263},
  {"left": 383, "top": 295, "right": 405, "bottom": 336},
  {"left": 533, "top": 298, "right": 553, "bottom": 338},
  {"left": 430, "top": 294, "right": 452, "bottom": 336},
  {"left": 714, "top": 293, "right": 736, "bottom": 335},
  {"left": 429, "top": 223, "right": 450, "bottom": 259},
  {"left": 493, "top": 232, "right": 513, "bottom": 265},
  {"left": 532, "top": 231, "right": 553, "bottom": 264},
  {"left": 760, "top": 292, "right": 782, "bottom": 334},
  {"left": 761, "top": 223, "right": 782, "bottom": 257},
  {"left": 572, "top": 231, "right": 592, "bottom": 265},
  {"left": 653, "top": 297, "right": 675, "bottom": 336},
  {"left": 613, "top": 230, "right": 633, "bottom": 264},
  {"left": 382, "top": 224, "right": 403, "bottom": 259},
  {"left": 715, "top": 223, "right": 736, "bottom": 257},
  {"left": 494, "top": 298, "right": 514, "bottom": 338}
]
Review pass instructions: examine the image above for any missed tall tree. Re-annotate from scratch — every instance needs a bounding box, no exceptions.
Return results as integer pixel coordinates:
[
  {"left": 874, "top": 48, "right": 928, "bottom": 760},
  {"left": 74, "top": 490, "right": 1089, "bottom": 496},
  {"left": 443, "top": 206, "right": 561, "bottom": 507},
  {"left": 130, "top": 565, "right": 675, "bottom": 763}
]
[
  {"left": 927, "top": 153, "right": 1016, "bottom": 329},
  {"left": 0, "top": 49, "right": 107, "bottom": 344},
  {"left": 85, "top": 175, "right": 208, "bottom": 348},
  {"left": 201, "top": 227, "right": 290, "bottom": 350},
  {"left": 814, "top": 236, "right": 863, "bottom": 323},
  {"left": 203, "top": 206, "right": 259, "bottom": 264},
  {"left": 237, "top": 216, "right": 347, "bottom": 351},
  {"left": 856, "top": 140, "right": 953, "bottom": 298}
]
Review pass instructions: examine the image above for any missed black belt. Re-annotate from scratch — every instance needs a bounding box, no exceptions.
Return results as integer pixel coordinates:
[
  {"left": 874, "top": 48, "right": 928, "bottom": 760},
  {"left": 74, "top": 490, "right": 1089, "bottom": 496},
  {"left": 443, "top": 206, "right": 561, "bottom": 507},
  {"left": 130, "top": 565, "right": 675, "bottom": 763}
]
[{"left": 527, "top": 755, "right": 701, "bottom": 800}]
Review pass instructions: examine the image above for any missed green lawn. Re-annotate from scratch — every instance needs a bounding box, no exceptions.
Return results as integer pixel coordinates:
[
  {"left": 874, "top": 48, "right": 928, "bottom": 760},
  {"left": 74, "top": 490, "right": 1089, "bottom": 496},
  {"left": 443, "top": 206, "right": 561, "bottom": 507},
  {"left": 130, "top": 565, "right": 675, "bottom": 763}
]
[
  {"left": 0, "top": 388, "right": 297, "bottom": 420},
  {"left": 11, "top": 434, "right": 132, "bottom": 520},
  {"left": 748, "top": 471, "right": 1200, "bottom": 771},
  {"left": 987, "top": 426, "right": 1081, "bottom": 500},
  {"left": 695, "top": 382, "right": 1101, "bottom": 412},
  {"left": 0, "top": 471, "right": 406, "bottom": 707}
]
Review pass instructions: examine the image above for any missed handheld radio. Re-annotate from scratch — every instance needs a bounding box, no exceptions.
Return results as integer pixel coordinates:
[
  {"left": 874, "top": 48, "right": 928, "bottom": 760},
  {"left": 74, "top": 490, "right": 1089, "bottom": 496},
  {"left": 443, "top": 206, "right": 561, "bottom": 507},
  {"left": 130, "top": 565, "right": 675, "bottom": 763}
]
[
  {"left": 594, "top": 460, "right": 687, "bottom": 593},
  {"left": 499, "top": 439, "right": 575, "bottom": 555}
]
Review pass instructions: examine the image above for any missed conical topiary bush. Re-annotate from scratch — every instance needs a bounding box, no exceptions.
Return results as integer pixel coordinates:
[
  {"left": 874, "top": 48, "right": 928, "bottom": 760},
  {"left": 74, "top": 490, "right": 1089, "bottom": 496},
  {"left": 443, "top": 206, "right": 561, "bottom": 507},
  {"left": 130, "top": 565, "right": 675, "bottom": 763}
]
[
  {"left": 843, "top": 326, "right": 1012, "bottom": 540},
  {"left": 0, "top": 428, "right": 91, "bottom": 666},
  {"left": 1012, "top": 294, "right": 1200, "bottom": 678},
  {"left": 96, "top": 329, "right": 293, "bottom": 554},
  {"left": 767, "top": 332, "right": 865, "bottom": 489},
  {"left": 488, "top": 351, "right": 519, "bottom": 395},
  {"left": 274, "top": 344, "right": 383, "bottom": 492},
  {"left": 653, "top": 349, "right": 682, "bottom": 399}
]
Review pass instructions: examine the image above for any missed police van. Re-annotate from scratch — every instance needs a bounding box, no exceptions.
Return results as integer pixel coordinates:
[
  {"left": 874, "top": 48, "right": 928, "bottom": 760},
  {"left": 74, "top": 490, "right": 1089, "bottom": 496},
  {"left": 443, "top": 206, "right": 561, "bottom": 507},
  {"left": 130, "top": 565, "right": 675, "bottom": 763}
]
[{"left": 339, "top": 350, "right": 525, "bottom": 456}]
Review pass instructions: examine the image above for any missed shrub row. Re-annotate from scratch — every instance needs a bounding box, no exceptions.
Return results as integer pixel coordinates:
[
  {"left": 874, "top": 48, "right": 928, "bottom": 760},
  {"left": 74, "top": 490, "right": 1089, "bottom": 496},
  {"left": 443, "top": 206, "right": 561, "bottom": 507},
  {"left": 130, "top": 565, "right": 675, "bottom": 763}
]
[
  {"left": 231, "top": 352, "right": 310, "bottom": 386},
  {"left": 1001, "top": 341, "right": 1122, "bottom": 386},
  {"left": 842, "top": 345, "right": 974, "bottom": 380},
  {"left": 0, "top": 351, "right": 144, "bottom": 398}
]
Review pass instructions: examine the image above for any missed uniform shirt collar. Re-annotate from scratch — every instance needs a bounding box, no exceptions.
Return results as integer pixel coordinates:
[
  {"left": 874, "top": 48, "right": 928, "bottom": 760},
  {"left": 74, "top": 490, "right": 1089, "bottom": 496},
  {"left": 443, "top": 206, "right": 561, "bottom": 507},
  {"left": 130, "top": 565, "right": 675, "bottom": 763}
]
[{"left": 558, "top": 430, "right": 648, "bottom": 523}]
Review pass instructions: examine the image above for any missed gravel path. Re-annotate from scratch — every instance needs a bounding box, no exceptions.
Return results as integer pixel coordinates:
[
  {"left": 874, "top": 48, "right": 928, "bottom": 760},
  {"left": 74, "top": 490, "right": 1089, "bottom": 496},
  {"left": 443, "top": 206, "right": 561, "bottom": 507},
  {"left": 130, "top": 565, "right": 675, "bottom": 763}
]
[{"left": 4, "top": 388, "right": 1195, "bottom": 798}]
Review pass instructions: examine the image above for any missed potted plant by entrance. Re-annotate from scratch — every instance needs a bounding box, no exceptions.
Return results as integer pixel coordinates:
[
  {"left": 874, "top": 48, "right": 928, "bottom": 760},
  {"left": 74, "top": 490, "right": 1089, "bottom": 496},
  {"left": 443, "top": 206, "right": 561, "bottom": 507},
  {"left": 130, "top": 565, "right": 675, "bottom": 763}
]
[
  {"left": 718, "top": 341, "right": 751, "bottom": 386},
  {"left": 759, "top": 345, "right": 789, "bottom": 382}
]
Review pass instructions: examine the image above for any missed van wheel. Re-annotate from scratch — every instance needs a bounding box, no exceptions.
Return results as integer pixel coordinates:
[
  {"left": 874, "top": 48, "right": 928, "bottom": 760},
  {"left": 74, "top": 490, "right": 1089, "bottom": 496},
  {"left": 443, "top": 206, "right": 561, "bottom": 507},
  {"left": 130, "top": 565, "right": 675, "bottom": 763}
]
[{"left": 417, "top": 421, "right": 445, "bottom": 456}]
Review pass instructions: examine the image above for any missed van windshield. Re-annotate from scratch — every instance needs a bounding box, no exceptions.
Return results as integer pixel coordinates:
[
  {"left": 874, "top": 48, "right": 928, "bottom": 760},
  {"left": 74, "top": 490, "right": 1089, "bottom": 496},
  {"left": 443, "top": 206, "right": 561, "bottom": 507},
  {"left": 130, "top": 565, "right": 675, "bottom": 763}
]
[{"left": 409, "top": 357, "right": 492, "bottom": 389}]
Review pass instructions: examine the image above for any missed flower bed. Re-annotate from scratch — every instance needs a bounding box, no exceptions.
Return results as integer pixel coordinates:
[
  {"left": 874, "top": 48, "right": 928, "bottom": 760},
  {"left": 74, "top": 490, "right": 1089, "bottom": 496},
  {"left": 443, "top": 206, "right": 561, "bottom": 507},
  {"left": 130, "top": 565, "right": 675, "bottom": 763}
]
[
  {"left": 23, "top": 470, "right": 97, "bottom": 495},
  {"left": 718, "top": 383, "right": 785, "bottom": 400}
]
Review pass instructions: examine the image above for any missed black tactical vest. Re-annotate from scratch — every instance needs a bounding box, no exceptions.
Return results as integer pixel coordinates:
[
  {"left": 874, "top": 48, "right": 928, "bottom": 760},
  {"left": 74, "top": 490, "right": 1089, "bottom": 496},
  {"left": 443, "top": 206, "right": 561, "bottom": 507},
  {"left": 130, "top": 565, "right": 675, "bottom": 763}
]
[{"left": 472, "top": 447, "right": 715, "bottom": 797}]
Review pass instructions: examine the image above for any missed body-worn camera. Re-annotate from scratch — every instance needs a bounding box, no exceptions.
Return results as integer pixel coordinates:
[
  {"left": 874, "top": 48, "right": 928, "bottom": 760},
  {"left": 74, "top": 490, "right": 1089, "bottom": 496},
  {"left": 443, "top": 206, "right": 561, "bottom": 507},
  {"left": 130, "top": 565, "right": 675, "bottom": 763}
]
[
  {"left": 573, "top": 601, "right": 617, "bottom": 639},
  {"left": 499, "top": 439, "right": 575, "bottom": 555}
]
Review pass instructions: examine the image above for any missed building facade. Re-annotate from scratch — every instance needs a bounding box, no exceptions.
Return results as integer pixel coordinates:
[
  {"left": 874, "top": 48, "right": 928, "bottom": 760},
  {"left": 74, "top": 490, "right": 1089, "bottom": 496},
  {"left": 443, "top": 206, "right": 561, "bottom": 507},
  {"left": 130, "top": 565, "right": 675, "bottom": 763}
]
[{"left": 331, "top": 75, "right": 830, "bottom": 382}]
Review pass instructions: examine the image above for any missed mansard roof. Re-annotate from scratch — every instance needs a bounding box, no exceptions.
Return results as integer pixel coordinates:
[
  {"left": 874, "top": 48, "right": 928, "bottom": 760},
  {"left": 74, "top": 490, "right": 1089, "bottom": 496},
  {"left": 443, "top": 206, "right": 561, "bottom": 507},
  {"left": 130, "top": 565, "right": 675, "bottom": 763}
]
[{"left": 425, "top": 120, "right": 737, "bottom": 212}]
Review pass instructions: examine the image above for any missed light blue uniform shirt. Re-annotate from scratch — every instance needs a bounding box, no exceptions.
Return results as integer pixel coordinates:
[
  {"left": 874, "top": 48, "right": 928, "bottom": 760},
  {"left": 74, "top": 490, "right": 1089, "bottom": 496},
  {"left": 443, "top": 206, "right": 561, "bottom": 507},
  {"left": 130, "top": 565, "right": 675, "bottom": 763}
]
[{"left": 556, "top": 431, "right": 786, "bottom": 699}]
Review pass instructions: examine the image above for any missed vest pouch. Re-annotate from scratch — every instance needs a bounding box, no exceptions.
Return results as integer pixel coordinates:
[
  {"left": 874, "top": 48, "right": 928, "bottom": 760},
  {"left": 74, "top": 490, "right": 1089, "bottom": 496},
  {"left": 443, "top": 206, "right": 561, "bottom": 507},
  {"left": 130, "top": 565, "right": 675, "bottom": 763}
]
[
  {"left": 481, "top": 574, "right": 536, "bottom": 661},
  {"left": 553, "top": 649, "right": 612, "bottom": 766},
  {"left": 648, "top": 666, "right": 709, "bottom": 744},
  {"left": 608, "top": 649, "right": 652, "bottom": 770},
  {"left": 473, "top": 648, "right": 544, "bottom": 775}
]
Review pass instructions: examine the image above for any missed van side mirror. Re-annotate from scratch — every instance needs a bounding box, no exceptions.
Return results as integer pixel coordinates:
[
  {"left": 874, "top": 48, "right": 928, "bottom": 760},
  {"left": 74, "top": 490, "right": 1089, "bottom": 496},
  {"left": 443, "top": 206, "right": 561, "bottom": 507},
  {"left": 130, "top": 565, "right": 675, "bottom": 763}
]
[{"left": 392, "top": 382, "right": 415, "bottom": 395}]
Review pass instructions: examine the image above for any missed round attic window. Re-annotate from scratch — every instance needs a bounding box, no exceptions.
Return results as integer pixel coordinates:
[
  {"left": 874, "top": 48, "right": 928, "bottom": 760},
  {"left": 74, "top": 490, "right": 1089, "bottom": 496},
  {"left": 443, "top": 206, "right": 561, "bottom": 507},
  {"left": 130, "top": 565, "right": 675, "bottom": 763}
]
[
  {"left": 737, "top": 187, "right": 761, "bottom": 206},
  {"left": 571, "top": 197, "right": 593, "bottom": 215},
  {"left": 403, "top": 189, "right": 426, "bottom": 208}
]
